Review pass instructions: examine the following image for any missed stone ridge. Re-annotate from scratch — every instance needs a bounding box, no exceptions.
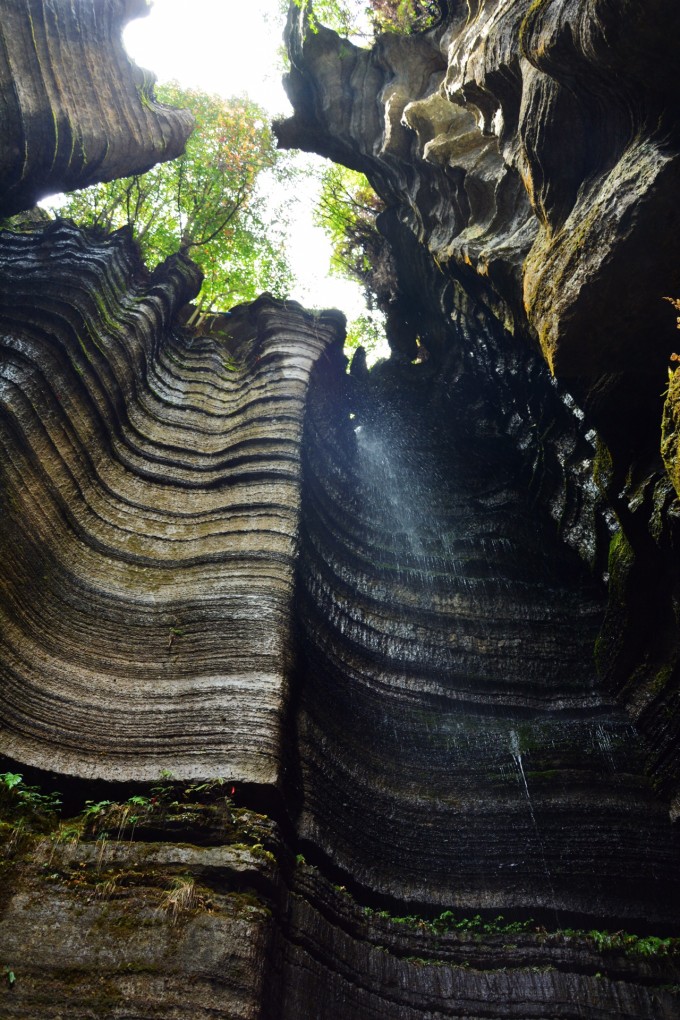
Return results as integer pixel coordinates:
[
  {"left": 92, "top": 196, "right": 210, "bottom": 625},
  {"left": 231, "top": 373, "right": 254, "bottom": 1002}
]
[
  {"left": 277, "top": 865, "right": 680, "bottom": 1020},
  {"left": 291, "top": 347, "right": 680, "bottom": 926},
  {"left": 276, "top": 0, "right": 680, "bottom": 813},
  {"left": 0, "top": 0, "right": 193, "bottom": 217},
  {"left": 0, "top": 221, "right": 342, "bottom": 782}
]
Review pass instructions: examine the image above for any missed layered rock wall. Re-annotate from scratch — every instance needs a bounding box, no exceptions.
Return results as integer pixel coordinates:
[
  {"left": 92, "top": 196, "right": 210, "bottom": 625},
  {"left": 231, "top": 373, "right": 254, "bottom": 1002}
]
[
  {"left": 1, "top": 1, "right": 680, "bottom": 1018},
  {"left": 0, "top": 221, "right": 340, "bottom": 781},
  {"left": 0, "top": 0, "right": 193, "bottom": 217},
  {"left": 278, "top": 0, "right": 680, "bottom": 810},
  {"left": 293, "top": 351, "right": 679, "bottom": 924}
]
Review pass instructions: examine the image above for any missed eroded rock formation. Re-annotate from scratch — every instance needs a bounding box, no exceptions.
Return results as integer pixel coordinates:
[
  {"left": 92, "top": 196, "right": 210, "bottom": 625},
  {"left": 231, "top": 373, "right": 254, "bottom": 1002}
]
[
  {"left": 0, "top": 0, "right": 193, "bottom": 217},
  {"left": 278, "top": 0, "right": 680, "bottom": 812},
  {"left": 0, "top": 221, "right": 340, "bottom": 782},
  {"left": 294, "top": 354, "right": 677, "bottom": 923},
  {"left": 1, "top": 1, "right": 680, "bottom": 1018}
]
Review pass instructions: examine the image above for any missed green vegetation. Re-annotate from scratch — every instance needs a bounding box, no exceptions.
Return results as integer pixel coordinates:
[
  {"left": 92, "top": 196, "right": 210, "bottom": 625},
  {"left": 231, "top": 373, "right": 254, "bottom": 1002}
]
[
  {"left": 314, "top": 162, "right": 388, "bottom": 357},
  {"left": 0, "top": 770, "right": 272, "bottom": 853},
  {"left": 0, "top": 771, "right": 62, "bottom": 829},
  {"left": 291, "top": 0, "right": 444, "bottom": 38},
  {"left": 374, "top": 908, "right": 680, "bottom": 957},
  {"left": 315, "top": 164, "right": 383, "bottom": 286},
  {"left": 369, "top": 0, "right": 443, "bottom": 33},
  {"left": 48, "top": 82, "right": 299, "bottom": 316},
  {"left": 578, "top": 930, "right": 679, "bottom": 957},
  {"left": 0, "top": 771, "right": 279, "bottom": 944},
  {"left": 301, "top": 878, "right": 680, "bottom": 959},
  {"left": 363, "top": 907, "right": 535, "bottom": 937}
]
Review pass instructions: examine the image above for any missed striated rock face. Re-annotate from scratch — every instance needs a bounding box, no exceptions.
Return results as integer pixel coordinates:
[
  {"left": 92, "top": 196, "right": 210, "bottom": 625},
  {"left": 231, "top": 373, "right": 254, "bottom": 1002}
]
[
  {"left": 0, "top": 221, "right": 341, "bottom": 782},
  {"left": 3, "top": 222, "right": 677, "bottom": 1013},
  {"left": 277, "top": 0, "right": 680, "bottom": 810},
  {"left": 1, "top": 1, "right": 680, "bottom": 1018},
  {"left": 276, "top": 865, "right": 680, "bottom": 1020},
  {"left": 0, "top": 0, "right": 193, "bottom": 217},
  {"left": 293, "top": 351, "right": 679, "bottom": 924},
  {"left": 1, "top": 841, "right": 276, "bottom": 1020}
]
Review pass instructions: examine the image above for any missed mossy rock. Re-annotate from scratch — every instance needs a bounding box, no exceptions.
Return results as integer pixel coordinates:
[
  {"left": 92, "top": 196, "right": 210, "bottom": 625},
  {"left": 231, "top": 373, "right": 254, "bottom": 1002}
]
[{"left": 661, "top": 368, "right": 680, "bottom": 500}]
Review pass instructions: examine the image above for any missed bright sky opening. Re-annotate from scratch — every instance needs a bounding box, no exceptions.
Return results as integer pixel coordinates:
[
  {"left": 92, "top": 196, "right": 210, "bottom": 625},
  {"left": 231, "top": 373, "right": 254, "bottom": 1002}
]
[{"left": 123, "top": 0, "right": 369, "bottom": 321}]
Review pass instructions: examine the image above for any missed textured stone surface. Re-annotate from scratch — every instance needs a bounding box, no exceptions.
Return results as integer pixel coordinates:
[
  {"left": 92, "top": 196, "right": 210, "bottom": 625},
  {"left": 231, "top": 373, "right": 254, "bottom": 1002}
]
[
  {"left": 277, "top": 0, "right": 680, "bottom": 807},
  {"left": 275, "top": 866, "right": 680, "bottom": 1020},
  {"left": 292, "top": 345, "right": 680, "bottom": 925},
  {"left": 279, "top": 0, "right": 680, "bottom": 430},
  {"left": 1, "top": 1, "right": 680, "bottom": 1017},
  {"left": 0, "top": 0, "right": 193, "bottom": 217},
  {"left": 0, "top": 221, "right": 341, "bottom": 781},
  {"left": 0, "top": 824, "right": 277, "bottom": 1020}
]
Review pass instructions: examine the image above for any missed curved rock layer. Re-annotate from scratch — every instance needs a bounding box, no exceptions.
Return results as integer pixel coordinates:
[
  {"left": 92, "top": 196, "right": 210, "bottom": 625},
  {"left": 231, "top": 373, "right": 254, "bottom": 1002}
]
[
  {"left": 278, "top": 0, "right": 680, "bottom": 802},
  {"left": 293, "top": 349, "right": 680, "bottom": 924},
  {"left": 275, "top": 867, "right": 680, "bottom": 1020},
  {"left": 280, "top": 0, "right": 680, "bottom": 422},
  {"left": 0, "top": 0, "right": 193, "bottom": 217},
  {"left": 0, "top": 221, "right": 341, "bottom": 781},
  {"left": 1, "top": 2, "right": 680, "bottom": 1017}
]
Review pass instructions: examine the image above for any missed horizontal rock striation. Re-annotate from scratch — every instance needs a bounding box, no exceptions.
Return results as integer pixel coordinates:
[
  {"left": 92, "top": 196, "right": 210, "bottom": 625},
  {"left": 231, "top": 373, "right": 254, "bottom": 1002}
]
[
  {"left": 0, "top": 0, "right": 193, "bottom": 217},
  {"left": 0, "top": 221, "right": 341, "bottom": 781},
  {"left": 277, "top": 0, "right": 680, "bottom": 807},
  {"left": 1, "top": 2, "right": 680, "bottom": 1017},
  {"left": 0, "top": 800, "right": 280, "bottom": 1020},
  {"left": 275, "top": 865, "right": 680, "bottom": 1020},
  {"left": 292, "top": 347, "right": 680, "bottom": 925}
]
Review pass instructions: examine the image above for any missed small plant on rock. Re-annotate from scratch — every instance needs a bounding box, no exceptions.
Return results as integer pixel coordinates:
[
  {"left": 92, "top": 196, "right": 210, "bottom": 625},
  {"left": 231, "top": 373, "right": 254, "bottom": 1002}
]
[
  {"left": 160, "top": 875, "right": 213, "bottom": 924},
  {"left": 0, "top": 772, "right": 61, "bottom": 831}
]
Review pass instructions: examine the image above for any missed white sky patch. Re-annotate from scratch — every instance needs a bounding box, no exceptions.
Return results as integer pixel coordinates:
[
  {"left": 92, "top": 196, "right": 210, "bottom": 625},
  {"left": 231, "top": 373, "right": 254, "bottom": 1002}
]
[
  {"left": 123, "top": 0, "right": 370, "bottom": 322},
  {"left": 124, "top": 0, "right": 292, "bottom": 117}
]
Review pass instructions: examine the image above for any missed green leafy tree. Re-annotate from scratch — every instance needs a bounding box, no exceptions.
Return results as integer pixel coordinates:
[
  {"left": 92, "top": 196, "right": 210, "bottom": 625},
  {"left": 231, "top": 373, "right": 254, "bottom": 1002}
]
[
  {"left": 49, "top": 82, "right": 296, "bottom": 313},
  {"left": 314, "top": 162, "right": 392, "bottom": 359},
  {"left": 289, "top": 0, "right": 444, "bottom": 38},
  {"left": 368, "top": 0, "right": 444, "bottom": 33},
  {"left": 314, "top": 163, "right": 383, "bottom": 284}
]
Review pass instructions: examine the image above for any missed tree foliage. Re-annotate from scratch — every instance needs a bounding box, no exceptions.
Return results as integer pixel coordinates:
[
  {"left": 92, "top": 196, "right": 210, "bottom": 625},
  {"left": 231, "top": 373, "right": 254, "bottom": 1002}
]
[
  {"left": 368, "top": 0, "right": 444, "bottom": 33},
  {"left": 49, "top": 82, "right": 296, "bottom": 312},
  {"left": 314, "top": 162, "right": 393, "bottom": 359},
  {"left": 314, "top": 163, "right": 384, "bottom": 284},
  {"left": 291, "top": 0, "right": 444, "bottom": 38}
]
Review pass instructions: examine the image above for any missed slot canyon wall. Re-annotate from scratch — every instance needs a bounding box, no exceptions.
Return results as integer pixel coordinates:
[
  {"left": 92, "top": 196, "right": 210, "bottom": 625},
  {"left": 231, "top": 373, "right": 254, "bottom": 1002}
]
[{"left": 1, "top": 1, "right": 680, "bottom": 1018}]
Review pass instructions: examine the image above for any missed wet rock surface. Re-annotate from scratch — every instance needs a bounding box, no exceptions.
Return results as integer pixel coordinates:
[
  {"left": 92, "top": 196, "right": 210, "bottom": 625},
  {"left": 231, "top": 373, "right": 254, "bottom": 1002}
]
[
  {"left": 277, "top": 0, "right": 680, "bottom": 814},
  {"left": 1, "top": 1, "right": 680, "bottom": 1018},
  {"left": 292, "top": 350, "right": 680, "bottom": 926}
]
